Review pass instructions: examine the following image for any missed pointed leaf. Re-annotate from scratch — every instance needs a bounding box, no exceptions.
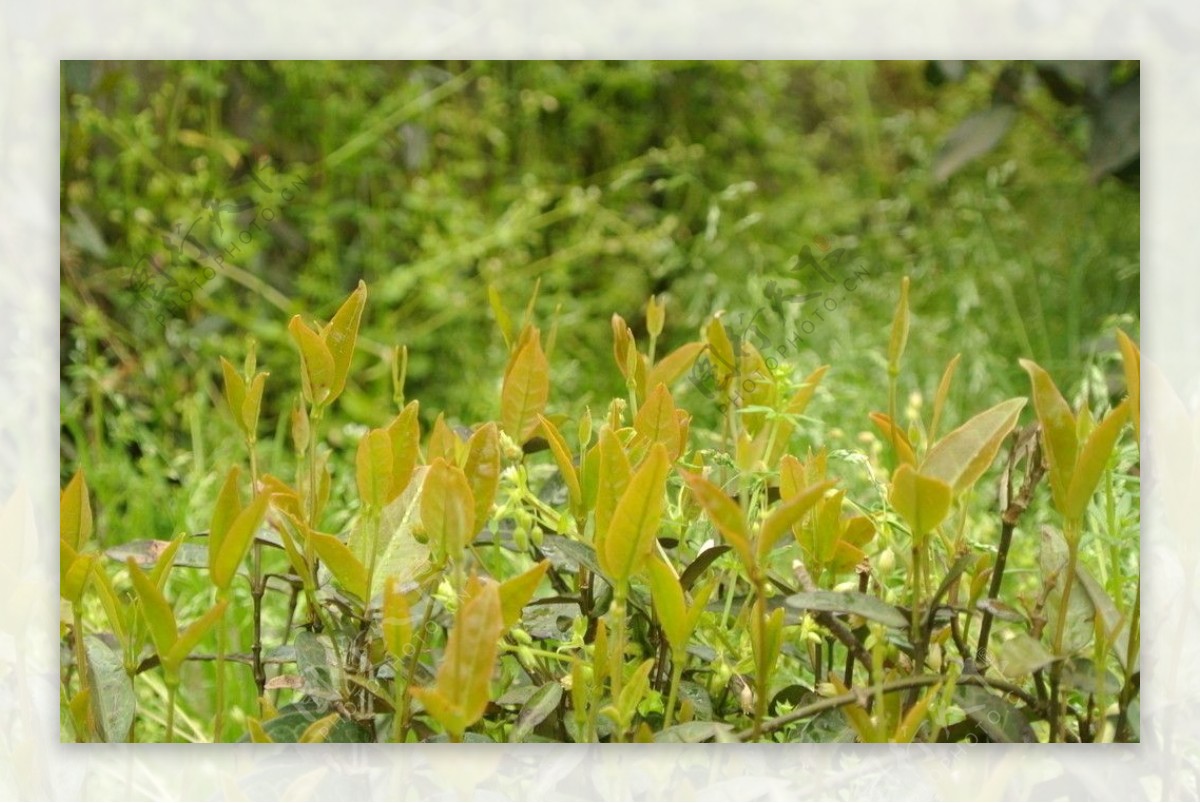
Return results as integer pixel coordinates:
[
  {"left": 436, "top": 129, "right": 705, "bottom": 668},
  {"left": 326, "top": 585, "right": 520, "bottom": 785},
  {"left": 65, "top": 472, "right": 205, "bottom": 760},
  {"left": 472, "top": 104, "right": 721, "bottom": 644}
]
[
  {"left": 646, "top": 552, "right": 688, "bottom": 651},
  {"left": 600, "top": 444, "right": 670, "bottom": 583},
  {"left": 646, "top": 342, "right": 705, "bottom": 392},
  {"left": 499, "top": 559, "right": 551, "bottom": 629},
  {"left": 930, "top": 354, "right": 961, "bottom": 441},
  {"left": 679, "top": 469, "right": 752, "bottom": 569},
  {"left": 594, "top": 427, "right": 631, "bottom": 553},
  {"left": 921, "top": 397, "right": 1026, "bottom": 495},
  {"left": 309, "top": 531, "right": 369, "bottom": 601},
  {"left": 220, "top": 357, "right": 247, "bottom": 436},
  {"left": 887, "top": 276, "right": 910, "bottom": 371},
  {"left": 785, "top": 590, "right": 908, "bottom": 629},
  {"left": 356, "top": 428, "right": 393, "bottom": 511},
  {"left": 463, "top": 423, "right": 502, "bottom": 531},
  {"left": 539, "top": 416, "right": 582, "bottom": 517},
  {"left": 211, "top": 492, "right": 271, "bottom": 591},
  {"left": 164, "top": 599, "right": 229, "bottom": 673},
  {"left": 1020, "top": 359, "right": 1077, "bottom": 512},
  {"left": 501, "top": 330, "right": 550, "bottom": 444},
  {"left": 634, "top": 383, "right": 682, "bottom": 460},
  {"left": 208, "top": 467, "right": 243, "bottom": 567},
  {"left": 417, "top": 578, "right": 504, "bottom": 739},
  {"left": 1065, "top": 400, "right": 1129, "bottom": 521},
  {"left": 127, "top": 558, "right": 177, "bottom": 659},
  {"left": 289, "top": 315, "right": 335, "bottom": 406},
  {"left": 385, "top": 400, "right": 421, "bottom": 501},
  {"left": 321, "top": 280, "right": 366, "bottom": 403},
  {"left": 1115, "top": 329, "right": 1140, "bottom": 442},
  {"left": 420, "top": 458, "right": 476, "bottom": 563},
  {"left": 759, "top": 480, "right": 835, "bottom": 559},
  {"left": 869, "top": 412, "right": 918, "bottom": 466},
  {"left": 242, "top": 371, "right": 267, "bottom": 437},
  {"left": 60, "top": 470, "right": 93, "bottom": 552},
  {"left": 510, "top": 681, "right": 564, "bottom": 743}
]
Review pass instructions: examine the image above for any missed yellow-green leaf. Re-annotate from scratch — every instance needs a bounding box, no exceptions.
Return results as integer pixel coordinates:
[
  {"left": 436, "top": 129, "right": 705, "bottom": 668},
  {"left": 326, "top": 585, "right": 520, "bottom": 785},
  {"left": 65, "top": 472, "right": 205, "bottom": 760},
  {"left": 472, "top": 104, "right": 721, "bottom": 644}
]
[
  {"left": 211, "top": 492, "right": 271, "bottom": 592},
  {"left": 498, "top": 559, "right": 550, "bottom": 629},
  {"left": 869, "top": 412, "right": 918, "bottom": 467},
  {"left": 242, "top": 371, "right": 267, "bottom": 437},
  {"left": 209, "top": 466, "right": 243, "bottom": 564},
  {"left": 889, "top": 464, "right": 952, "bottom": 538},
  {"left": 426, "top": 413, "right": 460, "bottom": 464},
  {"left": 288, "top": 315, "right": 336, "bottom": 406},
  {"left": 646, "top": 342, "right": 706, "bottom": 394},
  {"left": 298, "top": 712, "right": 341, "bottom": 744},
  {"left": 646, "top": 552, "right": 688, "bottom": 651},
  {"left": 539, "top": 415, "right": 583, "bottom": 517},
  {"left": 164, "top": 599, "right": 229, "bottom": 673},
  {"left": 308, "top": 531, "right": 369, "bottom": 601},
  {"left": 758, "top": 480, "right": 835, "bottom": 560},
  {"left": 634, "top": 383, "right": 682, "bottom": 460},
  {"left": 929, "top": 354, "right": 961, "bottom": 441},
  {"left": 921, "top": 397, "right": 1026, "bottom": 496},
  {"left": 387, "top": 400, "right": 421, "bottom": 499},
  {"left": 501, "top": 329, "right": 550, "bottom": 444},
  {"left": 611, "top": 314, "right": 635, "bottom": 381},
  {"left": 888, "top": 276, "right": 910, "bottom": 372},
  {"left": 414, "top": 578, "right": 504, "bottom": 739},
  {"left": 382, "top": 576, "right": 414, "bottom": 659},
  {"left": 705, "top": 315, "right": 736, "bottom": 381},
  {"left": 127, "top": 558, "right": 177, "bottom": 660},
  {"left": 220, "top": 357, "right": 248, "bottom": 435},
  {"left": 1065, "top": 399, "right": 1130, "bottom": 521},
  {"left": 463, "top": 423, "right": 501, "bottom": 532},
  {"left": 679, "top": 469, "right": 752, "bottom": 570},
  {"left": 321, "top": 280, "right": 366, "bottom": 404},
  {"left": 60, "top": 470, "right": 92, "bottom": 552},
  {"left": 594, "top": 427, "right": 631, "bottom": 553},
  {"left": 356, "top": 428, "right": 393, "bottom": 511},
  {"left": 247, "top": 718, "right": 274, "bottom": 743},
  {"left": 488, "top": 285, "right": 514, "bottom": 351},
  {"left": 420, "top": 458, "right": 476, "bottom": 563},
  {"left": 1115, "top": 329, "right": 1140, "bottom": 443},
  {"left": 1020, "top": 359, "right": 1077, "bottom": 512},
  {"left": 600, "top": 443, "right": 670, "bottom": 584},
  {"left": 61, "top": 548, "right": 94, "bottom": 605},
  {"left": 646, "top": 295, "right": 665, "bottom": 338}
]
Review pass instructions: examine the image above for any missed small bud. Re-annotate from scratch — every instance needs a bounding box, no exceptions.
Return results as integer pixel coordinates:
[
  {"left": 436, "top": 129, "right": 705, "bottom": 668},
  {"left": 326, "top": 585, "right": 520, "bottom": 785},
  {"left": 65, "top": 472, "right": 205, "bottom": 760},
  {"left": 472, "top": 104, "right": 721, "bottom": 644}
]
[
  {"left": 877, "top": 547, "right": 896, "bottom": 576},
  {"left": 646, "top": 295, "right": 665, "bottom": 338}
]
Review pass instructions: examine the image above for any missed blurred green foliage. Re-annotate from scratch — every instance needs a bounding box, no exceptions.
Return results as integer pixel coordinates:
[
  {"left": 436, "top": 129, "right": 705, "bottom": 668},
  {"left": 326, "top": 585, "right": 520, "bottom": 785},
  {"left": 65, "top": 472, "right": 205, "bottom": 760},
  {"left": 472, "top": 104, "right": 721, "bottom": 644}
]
[{"left": 60, "top": 60, "right": 1138, "bottom": 545}]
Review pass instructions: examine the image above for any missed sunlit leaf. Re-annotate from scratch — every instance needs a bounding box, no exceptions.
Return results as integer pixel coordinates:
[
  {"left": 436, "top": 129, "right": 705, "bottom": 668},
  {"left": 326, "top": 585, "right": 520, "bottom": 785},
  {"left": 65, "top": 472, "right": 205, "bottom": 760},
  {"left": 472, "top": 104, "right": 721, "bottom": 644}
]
[
  {"left": 600, "top": 444, "right": 670, "bottom": 583},
  {"left": 356, "top": 428, "right": 393, "bottom": 511},
  {"left": 634, "top": 383, "right": 682, "bottom": 460},
  {"left": 165, "top": 599, "right": 229, "bottom": 672},
  {"left": 321, "top": 280, "right": 366, "bottom": 404},
  {"left": 126, "top": 558, "right": 177, "bottom": 661},
  {"left": 288, "top": 315, "right": 335, "bottom": 406},
  {"left": 387, "top": 400, "right": 421, "bottom": 499},
  {"left": 594, "top": 427, "right": 631, "bottom": 555},
  {"left": 646, "top": 342, "right": 705, "bottom": 392},
  {"left": 60, "top": 470, "right": 92, "bottom": 552},
  {"left": 499, "top": 559, "right": 551, "bottom": 629},
  {"left": 420, "top": 458, "right": 476, "bottom": 564},
  {"left": 539, "top": 415, "right": 583, "bottom": 518},
  {"left": 1020, "top": 359, "right": 1078, "bottom": 513},
  {"left": 646, "top": 552, "right": 688, "bottom": 651},
  {"left": 382, "top": 576, "right": 414, "bottom": 660},
  {"left": 921, "top": 397, "right": 1026, "bottom": 495},
  {"left": 211, "top": 492, "right": 271, "bottom": 592},
  {"left": 501, "top": 329, "right": 550, "bottom": 444},
  {"left": 1115, "top": 329, "right": 1140, "bottom": 443},
  {"left": 308, "top": 531, "right": 369, "bottom": 601},
  {"left": 888, "top": 464, "right": 952, "bottom": 538},
  {"left": 1065, "top": 399, "right": 1129, "bottom": 521},
  {"left": 463, "top": 423, "right": 501, "bottom": 530},
  {"left": 679, "top": 469, "right": 752, "bottom": 570},
  {"left": 759, "top": 480, "right": 835, "bottom": 559},
  {"left": 869, "top": 412, "right": 918, "bottom": 466}
]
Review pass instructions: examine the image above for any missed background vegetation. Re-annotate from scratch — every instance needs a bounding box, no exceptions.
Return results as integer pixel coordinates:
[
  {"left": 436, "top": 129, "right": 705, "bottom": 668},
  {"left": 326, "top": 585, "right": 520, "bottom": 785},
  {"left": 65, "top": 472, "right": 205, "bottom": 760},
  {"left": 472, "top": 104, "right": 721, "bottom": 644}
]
[{"left": 59, "top": 60, "right": 1139, "bottom": 743}]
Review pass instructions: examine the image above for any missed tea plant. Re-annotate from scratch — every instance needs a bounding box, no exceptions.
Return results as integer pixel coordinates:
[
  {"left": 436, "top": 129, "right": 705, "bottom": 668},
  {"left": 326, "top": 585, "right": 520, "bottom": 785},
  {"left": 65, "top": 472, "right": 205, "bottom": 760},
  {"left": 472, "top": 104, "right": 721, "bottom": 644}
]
[{"left": 60, "top": 277, "right": 1139, "bottom": 743}]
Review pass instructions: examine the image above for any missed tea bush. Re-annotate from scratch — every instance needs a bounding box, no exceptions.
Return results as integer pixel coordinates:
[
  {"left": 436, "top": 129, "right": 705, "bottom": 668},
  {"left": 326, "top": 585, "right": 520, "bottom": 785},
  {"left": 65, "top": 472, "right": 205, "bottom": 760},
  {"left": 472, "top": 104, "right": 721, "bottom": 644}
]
[{"left": 60, "top": 277, "right": 1139, "bottom": 743}]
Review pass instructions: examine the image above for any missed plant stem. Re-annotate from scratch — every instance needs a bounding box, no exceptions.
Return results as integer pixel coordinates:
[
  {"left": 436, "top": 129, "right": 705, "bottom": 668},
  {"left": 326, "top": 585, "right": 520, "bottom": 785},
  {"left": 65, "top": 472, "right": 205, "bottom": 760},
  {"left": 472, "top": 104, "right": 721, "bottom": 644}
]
[
  {"left": 247, "top": 437, "right": 266, "bottom": 702},
  {"left": 165, "top": 683, "right": 178, "bottom": 743},
  {"left": 71, "top": 604, "right": 91, "bottom": 742},
  {"left": 610, "top": 584, "right": 628, "bottom": 742},
  {"left": 751, "top": 576, "right": 768, "bottom": 741},
  {"left": 662, "top": 651, "right": 685, "bottom": 730},
  {"left": 1049, "top": 518, "right": 1082, "bottom": 742},
  {"left": 396, "top": 598, "right": 437, "bottom": 743},
  {"left": 214, "top": 597, "right": 227, "bottom": 742}
]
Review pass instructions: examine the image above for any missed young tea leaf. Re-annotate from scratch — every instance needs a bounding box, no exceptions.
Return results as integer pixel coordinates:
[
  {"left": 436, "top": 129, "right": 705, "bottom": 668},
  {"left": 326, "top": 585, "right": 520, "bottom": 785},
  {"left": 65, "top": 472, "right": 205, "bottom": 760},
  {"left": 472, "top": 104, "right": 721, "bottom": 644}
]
[
  {"left": 420, "top": 458, "right": 476, "bottom": 564},
  {"left": 463, "top": 423, "right": 502, "bottom": 532},
  {"left": 646, "top": 552, "right": 688, "bottom": 652},
  {"left": 501, "top": 329, "right": 550, "bottom": 444},
  {"left": 288, "top": 315, "right": 336, "bottom": 406},
  {"left": 599, "top": 443, "right": 670, "bottom": 584},
  {"left": 539, "top": 415, "right": 583, "bottom": 517},
  {"left": 1020, "top": 359, "right": 1078, "bottom": 512},
  {"left": 60, "top": 470, "right": 93, "bottom": 552},
  {"left": 321, "top": 280, "right": 366, "bottom": 404},
  {"left": 1065, "top": 399, "right": 1130, "bottom": 522},
  {"left": 210, "top": 492, "right": 271, "bottom": 592},
  {"left": 920, "top": 397, "right": 1026, "bottom": 495},
  {"left": 888, "top": 464, "right": 953, "bottom": 538},
  {"left": 679, "top": 469, "right": 752, "bottom": 570},
  {"left": 499, "top": 559, "right": 551, "bottom": 629},
  {"left": 356, "top": 428, "right": 393, "bottom": 512},
  {"left": 308, "top": 531, "right": 369, "bottom": 601}
]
